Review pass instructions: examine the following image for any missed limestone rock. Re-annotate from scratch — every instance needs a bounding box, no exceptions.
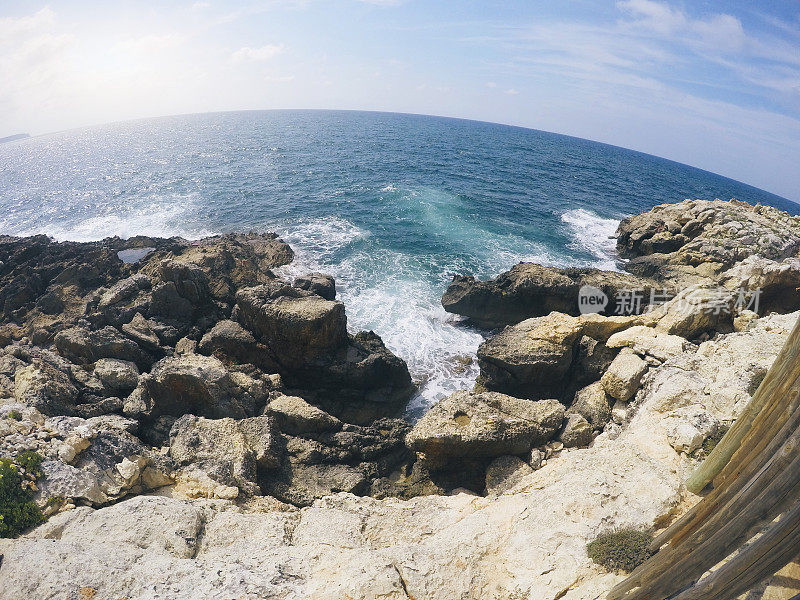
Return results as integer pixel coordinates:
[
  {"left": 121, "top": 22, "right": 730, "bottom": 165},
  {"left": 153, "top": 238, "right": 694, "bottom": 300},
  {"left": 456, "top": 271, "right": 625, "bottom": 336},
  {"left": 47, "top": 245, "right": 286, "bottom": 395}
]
[
  {"left": 606, "top": 326, "right": 690, "bottom": 361},
  {"left": 294, "top": 272, "right": 336, "bottom": 301},
  {"left": 169, "top": 414, "right": 280, "bottom": 496},
  {"left": 266, "top": 394, "right": 342, "bottom": 435},
  {"left": 485, "top": 455, "right": 534, "bottom": 495},
  {"left": 442, "top": 263, "right": 662, "bottom": 327},
  {"left": 55, "top": 325, "right": 150, "bottom": 369},
  {"left": 14, "top": 360, "right": 79, "bottom": 415},
  {"left": 93, "top": 358, "right": 139, "bottom": 393},
  {"left": 601, "top": 348, "right": 648, "bottom": 401},
  {"left": 559, "top": 413, "right": 593, "bottom": 448},
  {"left": 569, "top": 381, "right": 613, "bottom": 428},
  {"left": 406, "top": 390, "right": 565, "bottom": 458},
  {"left": 236, "top": 282, "right": 348, "bottom": 368},
  {"left": 477, "top": 313, "right": 582, "bottom": 399},
  {"left": 134, "top": 353, "right": 262, "bottom": 420}
]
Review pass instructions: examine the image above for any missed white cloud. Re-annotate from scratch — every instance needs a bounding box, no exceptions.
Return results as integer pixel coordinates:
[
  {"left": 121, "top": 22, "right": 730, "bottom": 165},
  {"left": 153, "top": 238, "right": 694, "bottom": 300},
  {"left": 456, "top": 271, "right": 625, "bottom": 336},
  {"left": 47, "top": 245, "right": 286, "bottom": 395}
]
[
  {"left": 231, "top": 44, "right": 285, "bottom": 62},
  {"left": 505, "top": 88, "right": 519, "bottom": 95},
  {"left": 485, "top": 81, "right": 496, "bottom": 88}
]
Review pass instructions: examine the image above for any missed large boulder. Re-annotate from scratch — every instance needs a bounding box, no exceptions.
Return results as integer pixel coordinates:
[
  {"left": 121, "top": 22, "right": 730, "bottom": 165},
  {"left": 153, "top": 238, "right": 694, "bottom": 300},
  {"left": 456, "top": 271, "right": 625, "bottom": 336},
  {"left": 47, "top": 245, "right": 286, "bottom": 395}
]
[
  {"left": 265, "top": 394, "right": 342, "bottom": 435},
  {"left": 169, "top": 414, "right": 281, "bottom": 497},
  {"left": 442, "top": 263, "right": 663, "bottom": 327},
  {"left": 127, "top": 354, "right": 265, "bottom": 420},
  {"left": 600, "top": 348, "right": 648, "bottom": 401},
  {"left": 235, "top": 282, "right": 413, "bottom": 423},
  {"left": 55, "top": 326, "right": 151, "bottom": 369},
  {"left": 164, "top": 232, "right": 293, "bottom": 303},
  {"left": 476, "top": 313, "right": 583, "bottom": 399},
  {"left": 235, "top": 282, "right": 348, "bottom": 369},
  {"left": 294, "top": 272, "right": 336, "bottom": 301},
  {"left": 14, "top": 360, "right": 79, "bottom": 415},
  {"left": 405, "top": 390, "right": 565, "bottom": 459}
]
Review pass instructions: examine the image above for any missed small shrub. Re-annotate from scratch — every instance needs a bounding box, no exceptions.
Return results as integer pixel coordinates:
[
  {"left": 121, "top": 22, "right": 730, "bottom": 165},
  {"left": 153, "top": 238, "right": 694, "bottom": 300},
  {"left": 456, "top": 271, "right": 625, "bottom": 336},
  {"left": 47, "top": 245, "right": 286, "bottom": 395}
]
[
  {"left": 587, "top": 528, "right": 654, "bottom": 572},
  {"left": 7, "top": 410, "right": 22, "bottom": 421},
  {"left": 0, "top": 452, "right": 45, "bottom": 538}
]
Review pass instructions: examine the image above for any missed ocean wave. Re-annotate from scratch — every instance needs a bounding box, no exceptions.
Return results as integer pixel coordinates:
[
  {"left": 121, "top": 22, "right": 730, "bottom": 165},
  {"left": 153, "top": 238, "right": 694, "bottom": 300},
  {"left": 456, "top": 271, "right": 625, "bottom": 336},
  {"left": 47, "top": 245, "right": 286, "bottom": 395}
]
[
  {"left": 8, "top": 195, "right": 217, "bottom": 242},
  {"left": 560, "top": 208, "right": 622, "bottom": 271},
  {"left": 274, "top": 218, "right": 484, "bottom": 416}
]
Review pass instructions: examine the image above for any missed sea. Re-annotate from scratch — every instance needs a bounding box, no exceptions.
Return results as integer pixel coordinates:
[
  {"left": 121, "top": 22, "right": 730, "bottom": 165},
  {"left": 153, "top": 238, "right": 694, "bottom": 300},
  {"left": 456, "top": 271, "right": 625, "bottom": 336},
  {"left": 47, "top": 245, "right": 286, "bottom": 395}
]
[{"left": 1, "top": 110, "right": 796, "bottom": 417}]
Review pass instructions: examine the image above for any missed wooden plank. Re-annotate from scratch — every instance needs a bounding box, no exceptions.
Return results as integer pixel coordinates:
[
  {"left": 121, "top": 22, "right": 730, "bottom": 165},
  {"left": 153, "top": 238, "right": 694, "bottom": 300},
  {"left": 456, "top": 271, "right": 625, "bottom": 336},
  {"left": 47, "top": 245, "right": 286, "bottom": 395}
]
[{"left": 685, "top": 316, "right": 800, "bottom": 493}]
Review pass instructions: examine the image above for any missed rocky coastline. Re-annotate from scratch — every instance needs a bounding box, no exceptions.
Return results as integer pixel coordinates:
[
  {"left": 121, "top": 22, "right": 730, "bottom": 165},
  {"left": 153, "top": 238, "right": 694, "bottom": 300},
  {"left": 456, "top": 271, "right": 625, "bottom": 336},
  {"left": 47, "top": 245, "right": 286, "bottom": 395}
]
[{"left": 2, "top": 198, "right": 800, "bottom": 599}]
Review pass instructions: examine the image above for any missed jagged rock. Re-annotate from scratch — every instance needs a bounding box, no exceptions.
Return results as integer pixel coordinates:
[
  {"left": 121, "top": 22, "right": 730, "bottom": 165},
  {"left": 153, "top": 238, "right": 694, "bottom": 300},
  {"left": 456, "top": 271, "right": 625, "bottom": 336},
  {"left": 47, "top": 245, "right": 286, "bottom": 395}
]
[
  {"left": 720, "top": 255, "right": 800, "bottom": 314},
  {"left": 14, "top": 360, "right": 79, "bottom": 415},
  {"left": 617, "top": 199, "right": 800, "bottom": 287},
  {"left": 197, "top": 319, "right": 273, "bottom": 369},
  {"left": 485, "top": 455, "right": 534, "bottom": 495},
  {"left": 98, "top": 274, "right": 151, "bottom": 308},
  {"left": 54, "top": 325, "right": 150, "bottom": 369},
  {"left": 569, "top": 381, "right": 613, "bottom": 428},
  {"left": 664, "top": 409, "right": 721, "bottom": 454},
  {"left": 406, "top": 391, "right": 565, "bottom": 459},
  {"left": 476, "top": 313, "right": 582, "bottom": 399},
  {"left": 600, "top": 348, "right": 648, "bottom": 401},
  {"left": 120, "top": 312, "right": 161, "bottom": 349},
  {"left": 559, "top": 413, "right": 593, "bottom": 448},
  {"left": 653, "top": 286, "right": 734, "bottom": 339},
  {"left": 36, "top": 460, "right": 108, "bottom": 505},
  {"left": 93, "top": 358, "right": 139, "bottom": 393},
  {"left": 294, "top": 272, "right": 336, "bottom": 300},
  {"left": 266, "top": 394, "right": 342, "bottom": 435},
  {"left": 442, "top": 263, "right": 663, "bottom": 327},
  {"left": 164, "top": 232, "right": 293, "bottom": 303},
  {"left": 130, "top": 354, "right": 263, "bottom": 420},
  {"left": 235, "top": 282, "right": 348, "bottom": 368},
  {"left": 236, "top": 282, "right": 413, "bottom": 424},
  {"left": 263, "top": 416, "right": 410, "bottom": 506},
  {"left": 169, "top": 414, "right": 281, "bottom": 497}
]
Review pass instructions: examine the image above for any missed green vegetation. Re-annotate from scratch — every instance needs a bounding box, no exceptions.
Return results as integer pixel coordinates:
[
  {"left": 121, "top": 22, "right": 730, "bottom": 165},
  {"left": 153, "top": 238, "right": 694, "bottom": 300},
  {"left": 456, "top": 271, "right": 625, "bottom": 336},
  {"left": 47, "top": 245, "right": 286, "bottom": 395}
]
[
  {"left": 7, "top": 410, "right": 22, "bottom": 421},
  {"left": 0, "top": 451, "right": 45, "bottom": 538},
  {"left": 587, "top": 528, "right": 654, "bottom": 573}
]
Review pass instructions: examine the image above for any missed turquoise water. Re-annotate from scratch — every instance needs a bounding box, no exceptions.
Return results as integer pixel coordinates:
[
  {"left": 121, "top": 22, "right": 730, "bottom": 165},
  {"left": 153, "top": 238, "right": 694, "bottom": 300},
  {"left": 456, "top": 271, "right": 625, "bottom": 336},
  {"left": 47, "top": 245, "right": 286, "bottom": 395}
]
[{"left": 0, "top": 110, "right": 795, "bottom": 415}]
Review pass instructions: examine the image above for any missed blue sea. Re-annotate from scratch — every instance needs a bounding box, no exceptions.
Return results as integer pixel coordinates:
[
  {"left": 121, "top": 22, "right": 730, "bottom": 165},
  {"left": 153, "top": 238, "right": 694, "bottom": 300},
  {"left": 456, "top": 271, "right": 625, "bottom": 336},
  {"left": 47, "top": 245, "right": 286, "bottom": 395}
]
[{"left": 0, "top": 110, "right": 796, "bottom": 415}]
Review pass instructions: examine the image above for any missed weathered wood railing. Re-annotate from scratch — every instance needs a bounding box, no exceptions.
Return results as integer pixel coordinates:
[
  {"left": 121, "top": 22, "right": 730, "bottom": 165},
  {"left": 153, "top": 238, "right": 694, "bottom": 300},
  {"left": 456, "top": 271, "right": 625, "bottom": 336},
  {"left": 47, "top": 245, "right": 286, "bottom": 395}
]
[{"left": 609, "top": 315, "right": 800, "bottom": 600}]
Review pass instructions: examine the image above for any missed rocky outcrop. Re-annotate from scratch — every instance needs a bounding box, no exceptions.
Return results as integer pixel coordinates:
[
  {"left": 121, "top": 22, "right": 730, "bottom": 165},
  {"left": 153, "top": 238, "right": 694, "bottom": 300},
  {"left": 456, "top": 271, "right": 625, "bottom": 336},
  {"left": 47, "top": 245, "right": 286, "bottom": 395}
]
[
  {"left": 617, "top": 199, "right": 800, "bottom": 289},
  {"left": 9, "top": 307, "right": 793, "bottom": 599},
  {"left": 235, "top": 282, "right": 414, "bottom": 423},
  {"left": 442, "top": 263, "right": 663, "bottom": 327},
  {"left": 443, "top": 199, "right": 800, "bottom": 328},
  {"left": 127, "top": 354, "right": 270, "bottom": 421},
  {"left": 406, "top": 391, "right": 565, "bottom": 458},
  {"left": 169, "top": 414, "right": 281, "bottom": 498}
]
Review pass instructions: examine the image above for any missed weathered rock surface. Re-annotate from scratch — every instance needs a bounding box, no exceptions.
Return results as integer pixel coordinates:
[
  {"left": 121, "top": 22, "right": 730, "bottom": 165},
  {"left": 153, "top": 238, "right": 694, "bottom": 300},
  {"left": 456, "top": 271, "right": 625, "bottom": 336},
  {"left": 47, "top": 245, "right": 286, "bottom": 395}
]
[
  {"left": 406, "top": 390, "right": 565, "bottom": 458},
  {"left": 617, "top": 198, "right": 800, "bottom": 290},
  {"left": 236, "top": 282, "right": 414, "bottom": 423},
  {"left": 442, "top": 262, "right": 662, "bottom": 327},
  {"left": 169, "top": 414, "right": 281, "bottom": 497},
  {"left": 294, "top": 272, "right": 336, "bottom": 301},
  {"left": 129, "top": 354, "right": 266, "bottom": 421},
  {"left": 601, "top": 348, "right": 648, "bottom": 401}
]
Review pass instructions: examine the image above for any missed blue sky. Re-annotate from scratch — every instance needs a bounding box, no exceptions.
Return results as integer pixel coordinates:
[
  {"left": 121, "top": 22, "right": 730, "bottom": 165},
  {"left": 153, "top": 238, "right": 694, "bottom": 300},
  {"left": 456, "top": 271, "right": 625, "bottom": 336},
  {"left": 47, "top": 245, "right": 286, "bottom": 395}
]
[{"left": 1, "top": 0, "right": 799, "bottom": 200}]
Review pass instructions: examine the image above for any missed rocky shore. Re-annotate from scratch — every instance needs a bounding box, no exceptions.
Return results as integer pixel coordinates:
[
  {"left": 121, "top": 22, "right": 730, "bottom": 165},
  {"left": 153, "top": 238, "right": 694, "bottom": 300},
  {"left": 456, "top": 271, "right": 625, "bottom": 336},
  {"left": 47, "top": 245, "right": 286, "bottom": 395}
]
[{"left": 2, "top": 198, "right": 800, "bottom": 599}]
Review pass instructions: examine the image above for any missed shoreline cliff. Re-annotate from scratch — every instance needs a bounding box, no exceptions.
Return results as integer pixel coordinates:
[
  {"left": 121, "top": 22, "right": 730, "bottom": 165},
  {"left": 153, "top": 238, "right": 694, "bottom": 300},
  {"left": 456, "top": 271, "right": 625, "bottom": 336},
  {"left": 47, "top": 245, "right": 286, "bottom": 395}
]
[{"left": 1, "top": 198, "right": 800, "bottom": 599}]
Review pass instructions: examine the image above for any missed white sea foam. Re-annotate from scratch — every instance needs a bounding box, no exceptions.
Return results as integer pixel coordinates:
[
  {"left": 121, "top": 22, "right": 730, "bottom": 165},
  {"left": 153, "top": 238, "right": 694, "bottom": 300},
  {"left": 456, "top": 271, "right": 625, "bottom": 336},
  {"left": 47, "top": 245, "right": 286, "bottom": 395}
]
[
  {"left": 561, "top": 208, "right": 622, "bottom": 271},
  {"left": 10, "top": 195, "right": 217, "bottom": 242},
  {"left": 274, "top": 217, "right": 484, "bottom": 417}
]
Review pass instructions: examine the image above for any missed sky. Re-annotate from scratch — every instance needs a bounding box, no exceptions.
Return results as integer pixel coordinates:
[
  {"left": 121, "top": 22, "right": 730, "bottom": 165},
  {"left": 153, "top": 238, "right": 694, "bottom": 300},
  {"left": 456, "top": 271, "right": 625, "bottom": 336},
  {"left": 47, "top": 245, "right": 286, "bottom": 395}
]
[{"left": 1, "top": 0, "right": 799, "bottom": 201}]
